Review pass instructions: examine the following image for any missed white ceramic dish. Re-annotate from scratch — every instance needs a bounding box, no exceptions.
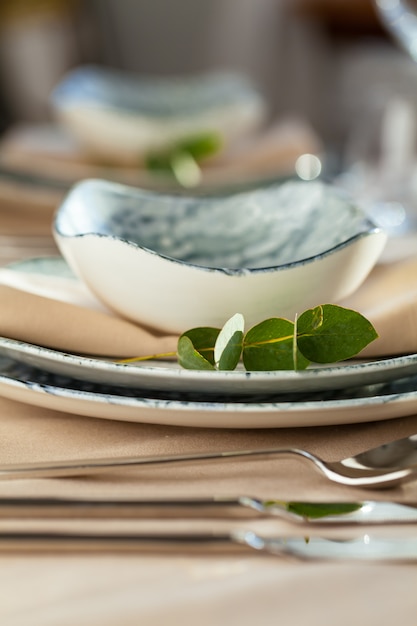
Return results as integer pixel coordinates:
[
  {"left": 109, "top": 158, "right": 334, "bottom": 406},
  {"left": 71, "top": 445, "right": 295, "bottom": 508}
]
[
  {"left": 53, "top": 178, "right": 387, "bottom": 334},
  {"left": 50, "top": 65, "right": 266, "bottom": 163},
  {"left": 0, "top": 356, "right": 416, "bottom": 428},
  {"left": 2, "top": 335, "right": 417, "bottom": 396}
]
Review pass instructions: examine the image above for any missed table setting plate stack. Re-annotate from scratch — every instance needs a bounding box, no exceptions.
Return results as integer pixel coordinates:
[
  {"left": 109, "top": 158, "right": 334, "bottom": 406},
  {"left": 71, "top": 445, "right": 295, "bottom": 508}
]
[
  {"left": 1, "top": 167, "right": 417, "bottom": 431},
  {"left": 1, "top": 58, "right": 417, "bottom": 626},
  {"left": 0, "top": 64, "right": 417, "bottom": 457}
]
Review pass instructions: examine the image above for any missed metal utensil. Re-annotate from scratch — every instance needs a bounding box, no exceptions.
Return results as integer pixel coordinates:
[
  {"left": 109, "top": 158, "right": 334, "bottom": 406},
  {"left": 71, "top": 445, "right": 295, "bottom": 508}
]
[
  {"left": 1, "top": 496, "right": 416, "bottom": 524},
  {"left": 0, "top": 433, "right": 416, "bottom": 488},
  {"left": 0, "top": 529, "right": 415, "bottom": 560}
]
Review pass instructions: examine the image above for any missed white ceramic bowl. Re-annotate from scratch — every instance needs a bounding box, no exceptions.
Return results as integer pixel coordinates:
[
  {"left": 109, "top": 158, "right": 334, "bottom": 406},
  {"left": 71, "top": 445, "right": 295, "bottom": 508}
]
[
  {"left": 50, "top": 65, "right": 266, "bottom": 164},
  {"left": 53, "top": 179, "right": 387, "bottom": 334}
]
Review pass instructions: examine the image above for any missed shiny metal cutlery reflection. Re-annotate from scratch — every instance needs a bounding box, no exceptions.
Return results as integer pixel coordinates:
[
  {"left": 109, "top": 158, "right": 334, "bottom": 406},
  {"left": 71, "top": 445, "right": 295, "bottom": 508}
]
[
  {"left": 237, "top": 533, "right": 417, "bottom": 561},
  {"left": 0, "top": 529, "right": 416, "bottom": 560},
  {"left": 1, "top": 496, "right": 417, "bottom": 524},
  {"left": 0, "top": 433, "right": 416, "bottom": 488}
]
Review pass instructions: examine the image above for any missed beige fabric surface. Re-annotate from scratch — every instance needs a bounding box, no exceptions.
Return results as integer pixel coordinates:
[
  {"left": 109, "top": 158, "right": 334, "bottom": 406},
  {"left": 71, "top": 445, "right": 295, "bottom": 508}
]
[
  {"left": 0, "top": 394, "right": 416, "bottom": 625},
  {"left": 0, "top": 283, "right": 178, "bottom": 357},
  {"left": 341, "top": 254, "right": 417, "bottom": 357},
  {"left": 0, "top": 267, "right": 178, "bottom": 357}
]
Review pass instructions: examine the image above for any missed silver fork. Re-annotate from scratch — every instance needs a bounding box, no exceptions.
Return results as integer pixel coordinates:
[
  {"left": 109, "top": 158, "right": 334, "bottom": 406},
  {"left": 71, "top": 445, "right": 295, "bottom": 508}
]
[
  {"left": 0, "top": 496, "right": 416, "bottom": 524},
  {"left": 0, "top": 433, "right": 416, "bottom": 488}
]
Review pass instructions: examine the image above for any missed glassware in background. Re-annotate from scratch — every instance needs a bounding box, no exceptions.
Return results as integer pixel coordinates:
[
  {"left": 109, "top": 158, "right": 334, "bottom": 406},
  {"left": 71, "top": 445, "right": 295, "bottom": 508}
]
[
  {"left": 0, "top": 0, "right": 86, "bottom": 122},
  {"left": 335, "top": 1, "right": 417, "bottom": 262},
  {"left": 373, "top": 0, "right": 417, "bottom": 61},
  {"left": 372, "top": 0, "right": 417, "bottom": 229},
  {"left": 340, "top": 94, "right": 417, "bottom": 230}
]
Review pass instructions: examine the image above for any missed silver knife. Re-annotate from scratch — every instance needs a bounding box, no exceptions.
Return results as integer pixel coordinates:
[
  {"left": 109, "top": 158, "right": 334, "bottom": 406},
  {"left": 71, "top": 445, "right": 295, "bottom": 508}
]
[
  {"left": 1, "top": 495, "right": 416, "bottom": 524},
  {"left": 0, "top": 528, "right": 416, "bottom": 561}
]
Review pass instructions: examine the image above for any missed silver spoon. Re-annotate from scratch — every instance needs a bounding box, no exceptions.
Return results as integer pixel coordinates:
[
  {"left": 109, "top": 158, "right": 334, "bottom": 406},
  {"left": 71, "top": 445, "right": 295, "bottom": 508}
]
[{"left": 0, "top": 433, "right": 416, "bottom": 488}]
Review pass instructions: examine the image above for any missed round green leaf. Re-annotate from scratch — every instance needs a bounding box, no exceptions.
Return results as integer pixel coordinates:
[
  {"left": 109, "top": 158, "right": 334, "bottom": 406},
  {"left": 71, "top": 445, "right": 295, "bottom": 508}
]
[
  {"left": 297, "top": 304, "right": 378, "bottom": 363},
  {"left": 179, "top": 327, "right": 220, "bottom": 366},
  {"left": 144, "top": 132, "right": 222, "bottom": 186},
  {"left": 177, "top": 336, "right": 215, "bottom": 370},
  {"left": 243, "top": 318, "right": 310, "bottom": 371},
  {"left": 287, "top": 501, "right": 363, "bottom": 519},
  {"left": 270, "top": 501, "right": 363, "bottom": 520},
  {"left": 214, "top": 313, "right": 244, "bottom": 371},
  {"left": 178, "top": 133, "right": 223, "bottom": 160}
]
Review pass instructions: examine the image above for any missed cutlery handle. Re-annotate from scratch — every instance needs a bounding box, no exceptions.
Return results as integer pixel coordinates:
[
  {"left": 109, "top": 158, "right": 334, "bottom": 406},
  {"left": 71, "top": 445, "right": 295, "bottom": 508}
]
[
  {"left": 0, "top": 447, "right": 310, "bottom": 480},
  {"left": 0, "top": 495, "right": 256, "bottom": 520},
  {"left": 0, "top": 530, "right": 241, "bottom": 554},
  {"left": 0, "top": 529, "right": 416, "bottom": 561},
  {"left": 1, "top": 496, "right": 416, "bottom": 524}
]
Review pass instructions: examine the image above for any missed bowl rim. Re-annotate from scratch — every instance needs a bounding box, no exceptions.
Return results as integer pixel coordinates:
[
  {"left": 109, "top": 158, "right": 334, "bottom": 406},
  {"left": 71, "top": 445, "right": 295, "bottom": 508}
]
[
  {"left": 53, "top": 179, "right": 386, "bottom": 277},
  {"left": 50, "top": 65, "right": 267, "bottom": 119}
]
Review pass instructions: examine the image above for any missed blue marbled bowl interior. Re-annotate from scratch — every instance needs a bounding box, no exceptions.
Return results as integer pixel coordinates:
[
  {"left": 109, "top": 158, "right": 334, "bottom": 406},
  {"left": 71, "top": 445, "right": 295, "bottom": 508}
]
[
  {"left": 56, "top": 180, "right": 374, "bottom": 270},
  {"left": 52, "top": 65, "right": 264, "bottom": 118}
]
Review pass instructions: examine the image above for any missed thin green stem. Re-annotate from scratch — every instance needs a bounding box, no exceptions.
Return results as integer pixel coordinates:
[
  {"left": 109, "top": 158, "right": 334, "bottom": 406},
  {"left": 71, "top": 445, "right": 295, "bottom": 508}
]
[
  {"left": 116, "top": 351, "right": 177, "bottom": 364},
  {"left": 293, "top": 313, "right": 298, "bottom": 371},
  {"left": 243, "top": 334, "right": 294, "bottom": 349}
]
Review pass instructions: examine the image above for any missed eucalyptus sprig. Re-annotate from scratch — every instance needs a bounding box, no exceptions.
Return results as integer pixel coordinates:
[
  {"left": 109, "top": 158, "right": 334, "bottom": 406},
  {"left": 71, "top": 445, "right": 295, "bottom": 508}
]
[
  {"left": 145, "top": 132, "right": 222, "bottom": 188},
  {"left": 176, "top": 304, "right": 378, "bottom": 371}
]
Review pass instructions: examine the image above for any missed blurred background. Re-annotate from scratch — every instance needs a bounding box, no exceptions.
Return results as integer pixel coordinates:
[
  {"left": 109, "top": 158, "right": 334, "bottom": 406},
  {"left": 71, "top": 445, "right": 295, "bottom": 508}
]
[
  {"left": 0, "top": 0, "right": 414, "bottom": 154},
  {"left": 1, "top": 0, "right": 417, "bottom": 263}
]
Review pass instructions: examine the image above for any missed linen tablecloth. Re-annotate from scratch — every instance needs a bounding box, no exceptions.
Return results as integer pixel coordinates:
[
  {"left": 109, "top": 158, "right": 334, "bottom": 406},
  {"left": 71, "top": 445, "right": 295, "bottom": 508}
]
[{"left": 0, "top": 394, "right": 416, "bottom": 626}]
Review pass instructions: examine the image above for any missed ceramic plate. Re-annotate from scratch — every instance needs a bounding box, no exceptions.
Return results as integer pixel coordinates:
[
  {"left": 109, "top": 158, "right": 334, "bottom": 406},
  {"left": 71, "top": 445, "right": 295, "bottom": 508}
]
[
  {"left": 1, "top": 356, "right": 417, "bottom": 428},
  {"left": 3, "top": 256, "right": 417, "bottom": 397},
  {"left": 1, "top": 335, "right": 417, "bottom": 397}
]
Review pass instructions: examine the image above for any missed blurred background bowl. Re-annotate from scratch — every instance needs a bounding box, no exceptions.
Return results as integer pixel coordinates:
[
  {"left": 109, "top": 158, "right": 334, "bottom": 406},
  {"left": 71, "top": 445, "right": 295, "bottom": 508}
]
[{"left": 50, "top": 65, "right": 267, "bottom": 165}]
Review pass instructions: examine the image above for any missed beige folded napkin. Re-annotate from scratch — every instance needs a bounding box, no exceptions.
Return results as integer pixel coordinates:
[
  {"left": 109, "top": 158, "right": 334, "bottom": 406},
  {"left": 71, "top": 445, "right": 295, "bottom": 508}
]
[
  {"left": 0, "top": 252, "right": 417, "bottom": 359},
  {"left": 340, "top": 253, "right": 417, "bottom": 357},
  {"left": 0, "top": 267, "right": 177, "bottom": 358}
]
